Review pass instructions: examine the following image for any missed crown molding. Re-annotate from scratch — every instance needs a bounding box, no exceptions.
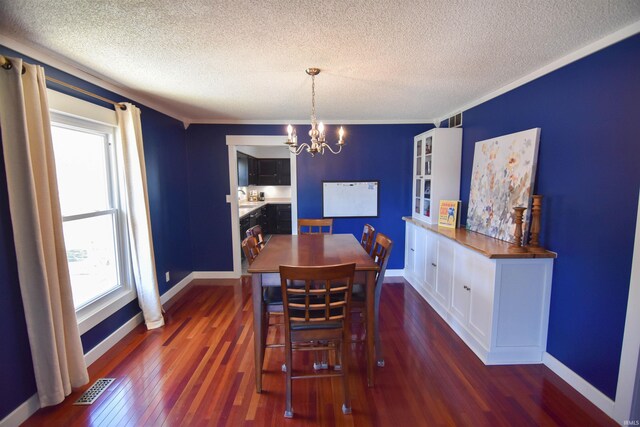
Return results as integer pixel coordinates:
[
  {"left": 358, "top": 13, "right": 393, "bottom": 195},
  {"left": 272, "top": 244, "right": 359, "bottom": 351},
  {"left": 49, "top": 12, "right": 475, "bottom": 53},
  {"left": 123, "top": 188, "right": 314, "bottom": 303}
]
[
  {"left": 436, "top": 20, "right": 640, "bottom": 123},
  {"left": 186, "top": 118, "right": 436, "bottom": 126},
  {"left": 0, "top": 33, "right": 190, "bottom": 126}
]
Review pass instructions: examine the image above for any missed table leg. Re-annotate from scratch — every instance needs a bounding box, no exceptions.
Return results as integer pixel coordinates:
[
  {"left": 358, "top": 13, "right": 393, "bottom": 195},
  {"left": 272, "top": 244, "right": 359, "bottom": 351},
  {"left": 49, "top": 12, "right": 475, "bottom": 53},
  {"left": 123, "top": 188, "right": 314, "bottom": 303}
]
[
  {"left": 366, "top": 270, "right": 376, "bottom": 387},
  {"left": 252, "top": 273, "right": 263, "bottom": 393}
]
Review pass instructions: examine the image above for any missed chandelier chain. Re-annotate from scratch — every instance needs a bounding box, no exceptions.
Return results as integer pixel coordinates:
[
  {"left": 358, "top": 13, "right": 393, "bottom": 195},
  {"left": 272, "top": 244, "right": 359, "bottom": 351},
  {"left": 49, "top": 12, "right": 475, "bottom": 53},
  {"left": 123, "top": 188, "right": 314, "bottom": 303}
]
[{"left": 311, "top": 74, "right": 316, "bottom": 122}]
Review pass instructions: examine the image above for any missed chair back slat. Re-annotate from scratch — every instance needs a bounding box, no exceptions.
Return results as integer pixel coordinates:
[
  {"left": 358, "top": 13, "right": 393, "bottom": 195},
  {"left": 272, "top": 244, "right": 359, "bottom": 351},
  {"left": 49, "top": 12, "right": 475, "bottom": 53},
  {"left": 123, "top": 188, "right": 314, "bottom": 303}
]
[
  {"left": 279, "top": 263, "right": 355, "bottom": 325},
  {"left": 298, "top": 218, "right": 333, "bottom": 235},
  {"left": 360, "top": 224, "right": 375, "bottom": 254}
]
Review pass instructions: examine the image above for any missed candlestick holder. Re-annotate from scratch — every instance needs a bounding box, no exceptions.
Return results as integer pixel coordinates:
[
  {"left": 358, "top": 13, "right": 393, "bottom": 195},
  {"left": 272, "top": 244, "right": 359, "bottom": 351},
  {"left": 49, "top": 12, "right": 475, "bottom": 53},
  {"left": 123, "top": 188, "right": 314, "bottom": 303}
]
[
  {"left": 509, "top": 206, "right": 528, "bottom": 253},
  {"left": 526, "top": 195, "right": 546, "bottom": 253}
]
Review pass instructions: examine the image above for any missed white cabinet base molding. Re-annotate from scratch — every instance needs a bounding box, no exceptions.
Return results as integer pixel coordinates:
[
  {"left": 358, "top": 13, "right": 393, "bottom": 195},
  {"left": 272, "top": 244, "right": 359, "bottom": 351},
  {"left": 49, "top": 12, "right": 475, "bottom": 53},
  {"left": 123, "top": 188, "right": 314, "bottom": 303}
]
[{"left": 404, "top": 217, "right": 556, "bottom": 365}]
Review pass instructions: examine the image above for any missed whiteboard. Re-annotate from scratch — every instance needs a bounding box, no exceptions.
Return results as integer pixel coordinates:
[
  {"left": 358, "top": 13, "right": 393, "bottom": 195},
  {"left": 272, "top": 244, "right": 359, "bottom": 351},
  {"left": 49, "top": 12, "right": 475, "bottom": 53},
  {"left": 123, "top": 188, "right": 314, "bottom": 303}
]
[{"left": 322, "top": 181, "right": 379, "bottom": 218}]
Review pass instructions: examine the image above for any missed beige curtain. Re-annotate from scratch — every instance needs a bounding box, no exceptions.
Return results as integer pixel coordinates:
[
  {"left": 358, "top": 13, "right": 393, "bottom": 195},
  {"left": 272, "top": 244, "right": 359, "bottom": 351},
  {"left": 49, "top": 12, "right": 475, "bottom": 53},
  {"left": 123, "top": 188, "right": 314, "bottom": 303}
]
[
  {"left": 116, "top": 104, "right": 164, "bottom": 329},
  {"left": 0, "top": 57, "right": 89, "bottom": 406}
]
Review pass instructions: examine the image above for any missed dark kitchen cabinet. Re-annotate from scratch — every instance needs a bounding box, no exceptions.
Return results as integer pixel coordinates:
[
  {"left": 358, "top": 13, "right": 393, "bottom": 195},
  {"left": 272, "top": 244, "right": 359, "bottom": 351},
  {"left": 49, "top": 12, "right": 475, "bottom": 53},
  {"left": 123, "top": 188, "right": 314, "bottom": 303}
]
[
  {"left": 237, "top": 153, "right": 249, "bottom": 187},
  {"left": 248, "top": 156, "right": 258, "bottom": 186},
  {"left": 238, "top": 153, "right": 259, "bottom": 186},
  {"left": 257, "top": 158, "right": 291, "bottom": 186},
  {"left": 277, "top": 159, "right": 291, "bottom": 185},
  {"left": 258, "top": 159, "right": 278, "bottom": 185},
  {"left": 276, "top": 204, "right": 292, "bottom": 233},
  {"left": 260, "top": 206, "right": 268, "bottom": 232},
  {"left": 267, "top": 203, "right": 291, "bottom": 234}
]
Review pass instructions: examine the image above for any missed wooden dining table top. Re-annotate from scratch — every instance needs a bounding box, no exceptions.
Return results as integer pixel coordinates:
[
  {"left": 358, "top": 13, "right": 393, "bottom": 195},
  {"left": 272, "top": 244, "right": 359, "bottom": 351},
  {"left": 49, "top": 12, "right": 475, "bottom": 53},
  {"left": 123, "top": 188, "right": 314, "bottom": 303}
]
[{"left": 247, "top": 234, "right": 380, "bottom": 273}]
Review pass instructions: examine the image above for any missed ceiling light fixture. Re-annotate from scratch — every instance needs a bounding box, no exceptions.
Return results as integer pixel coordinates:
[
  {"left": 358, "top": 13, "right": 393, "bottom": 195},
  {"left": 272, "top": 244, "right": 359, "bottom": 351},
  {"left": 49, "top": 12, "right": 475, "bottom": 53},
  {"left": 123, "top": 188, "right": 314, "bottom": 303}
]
[{"left": 285, "top": 68, "right": 345, "bottom": 156}]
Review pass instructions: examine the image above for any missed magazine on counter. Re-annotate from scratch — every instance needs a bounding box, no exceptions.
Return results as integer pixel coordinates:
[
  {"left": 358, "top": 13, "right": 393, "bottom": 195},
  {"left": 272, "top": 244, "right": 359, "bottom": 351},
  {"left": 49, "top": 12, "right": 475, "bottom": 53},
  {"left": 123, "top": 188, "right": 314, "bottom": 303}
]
[{"left": 438, "top": 200, "right": 461, "bottom": 229}]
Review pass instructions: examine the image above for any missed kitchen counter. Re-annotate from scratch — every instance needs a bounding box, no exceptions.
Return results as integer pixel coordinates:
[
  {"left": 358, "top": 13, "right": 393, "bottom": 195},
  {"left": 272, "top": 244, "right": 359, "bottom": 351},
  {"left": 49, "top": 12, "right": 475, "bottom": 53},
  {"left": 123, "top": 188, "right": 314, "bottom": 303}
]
[{"left": 238, "top": 198, "right": 291, "bottom": 219}]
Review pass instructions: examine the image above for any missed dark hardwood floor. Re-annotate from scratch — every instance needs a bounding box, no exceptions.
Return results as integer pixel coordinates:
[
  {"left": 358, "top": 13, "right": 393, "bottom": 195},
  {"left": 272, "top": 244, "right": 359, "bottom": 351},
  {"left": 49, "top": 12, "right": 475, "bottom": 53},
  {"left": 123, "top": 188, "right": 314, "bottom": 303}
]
[{"left": 23, "top": 278, "right": 616, "bottom": 426}]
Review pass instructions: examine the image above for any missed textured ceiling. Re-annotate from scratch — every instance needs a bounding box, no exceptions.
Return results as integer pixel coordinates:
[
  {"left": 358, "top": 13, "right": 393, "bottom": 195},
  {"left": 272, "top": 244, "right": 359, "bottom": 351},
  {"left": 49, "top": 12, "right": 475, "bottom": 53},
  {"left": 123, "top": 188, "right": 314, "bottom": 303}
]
[{"left": 1, "top": 1, "right": 639, "bottom": 123}]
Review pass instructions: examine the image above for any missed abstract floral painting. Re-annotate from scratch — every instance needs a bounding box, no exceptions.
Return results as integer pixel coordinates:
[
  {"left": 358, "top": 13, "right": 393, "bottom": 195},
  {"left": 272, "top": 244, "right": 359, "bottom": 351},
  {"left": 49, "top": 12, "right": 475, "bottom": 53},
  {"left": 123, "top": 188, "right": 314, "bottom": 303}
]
[{"left": 466, "top": 128, "right": 540, "bottom": 243}]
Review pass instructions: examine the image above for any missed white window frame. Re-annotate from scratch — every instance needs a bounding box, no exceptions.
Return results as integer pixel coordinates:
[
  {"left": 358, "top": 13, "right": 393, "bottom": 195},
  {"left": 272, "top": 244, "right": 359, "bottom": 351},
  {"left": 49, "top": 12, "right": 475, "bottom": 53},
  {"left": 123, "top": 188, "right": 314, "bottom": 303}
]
[{"left": 48, "top": 89, "right": 136, "bottom": 335}]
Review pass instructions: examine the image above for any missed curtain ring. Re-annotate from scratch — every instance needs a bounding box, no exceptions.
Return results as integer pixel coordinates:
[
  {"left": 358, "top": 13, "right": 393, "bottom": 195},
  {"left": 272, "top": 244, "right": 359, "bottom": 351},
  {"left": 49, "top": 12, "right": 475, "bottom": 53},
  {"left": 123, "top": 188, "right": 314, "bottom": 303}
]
[
  {"left": 0, "top": 60, "right": 26, "bottom": 75},
  {"left": 119, "top": 104, "right": 127, "bottom": 111}
]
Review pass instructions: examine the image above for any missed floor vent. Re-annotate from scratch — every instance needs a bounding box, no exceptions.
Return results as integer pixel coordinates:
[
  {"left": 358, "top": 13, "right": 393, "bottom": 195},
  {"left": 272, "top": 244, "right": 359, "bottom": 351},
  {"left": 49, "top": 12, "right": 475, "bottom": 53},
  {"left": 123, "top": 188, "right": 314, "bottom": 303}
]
[{"left": 74, "top": 378, "right": 115, "bottom": 405}]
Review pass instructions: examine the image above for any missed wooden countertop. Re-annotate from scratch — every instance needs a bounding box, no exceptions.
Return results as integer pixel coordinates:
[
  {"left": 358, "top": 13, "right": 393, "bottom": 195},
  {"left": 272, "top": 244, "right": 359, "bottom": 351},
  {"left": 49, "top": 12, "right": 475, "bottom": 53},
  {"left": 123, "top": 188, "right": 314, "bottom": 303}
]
[{"left": 403, "top": 217, "right": 557, "bottom": 259}]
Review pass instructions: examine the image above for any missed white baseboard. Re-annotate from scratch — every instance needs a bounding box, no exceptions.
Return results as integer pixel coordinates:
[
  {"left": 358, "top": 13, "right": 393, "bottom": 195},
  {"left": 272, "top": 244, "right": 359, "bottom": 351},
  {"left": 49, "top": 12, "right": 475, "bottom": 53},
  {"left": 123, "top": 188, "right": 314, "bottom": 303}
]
[
  {"left": 85, "top": 273, "right": 195, "bottom": 366},
  {"left": 160, "top": 272, "right": 194, "bottom": 305},
  {"left": 0, "top": 393, "right": 39, "bottom": 427},
  {"left": 385, "top": 268, "right": 405, "bottom": 277},
  {"left": 542, "top": 352, "right": 615, "bottom": 419},
  {"left": 84, "top": 313, "right": 144, "bottom": 366},
  {"left": 191, "top": 271, "right": 241, "bottom": 280}
]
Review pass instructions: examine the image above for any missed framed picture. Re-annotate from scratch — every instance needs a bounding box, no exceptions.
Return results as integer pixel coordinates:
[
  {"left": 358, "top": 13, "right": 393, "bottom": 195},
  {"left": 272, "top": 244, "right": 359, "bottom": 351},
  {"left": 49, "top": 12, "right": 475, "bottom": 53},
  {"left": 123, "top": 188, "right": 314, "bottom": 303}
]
[{"left": 466, "top": 128, "right": 541, "bottom": 242}]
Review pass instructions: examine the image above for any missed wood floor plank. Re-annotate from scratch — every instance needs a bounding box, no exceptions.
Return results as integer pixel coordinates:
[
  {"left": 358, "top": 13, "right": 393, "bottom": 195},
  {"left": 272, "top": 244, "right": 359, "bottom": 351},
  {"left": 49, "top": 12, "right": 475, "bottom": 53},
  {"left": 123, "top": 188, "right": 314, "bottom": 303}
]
[{"left": 22, "top": 279, "right": 617, "bottom": 426}]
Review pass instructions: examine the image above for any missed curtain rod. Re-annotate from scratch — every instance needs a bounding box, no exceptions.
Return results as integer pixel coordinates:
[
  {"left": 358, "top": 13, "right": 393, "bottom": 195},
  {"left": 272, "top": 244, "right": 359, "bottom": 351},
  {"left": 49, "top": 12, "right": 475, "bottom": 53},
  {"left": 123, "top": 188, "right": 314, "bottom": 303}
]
[{"left": 1, "top": 55, "right": 126, "bottom": 110}]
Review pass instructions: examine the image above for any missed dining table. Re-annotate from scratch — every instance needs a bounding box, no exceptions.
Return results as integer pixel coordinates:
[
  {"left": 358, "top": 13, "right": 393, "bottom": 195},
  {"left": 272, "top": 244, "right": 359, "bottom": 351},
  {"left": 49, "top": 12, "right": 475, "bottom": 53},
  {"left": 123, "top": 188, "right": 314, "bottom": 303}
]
[{"left": 248, "top": 233, "right": 380, "bottom": 392}]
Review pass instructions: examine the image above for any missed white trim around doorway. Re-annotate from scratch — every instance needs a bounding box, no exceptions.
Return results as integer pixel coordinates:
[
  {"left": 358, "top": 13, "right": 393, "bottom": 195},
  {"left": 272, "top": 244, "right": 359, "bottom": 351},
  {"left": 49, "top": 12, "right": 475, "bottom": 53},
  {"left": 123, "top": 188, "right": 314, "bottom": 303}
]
[{"left": 226, "top": 135, "right": 297, "bottom": 278}]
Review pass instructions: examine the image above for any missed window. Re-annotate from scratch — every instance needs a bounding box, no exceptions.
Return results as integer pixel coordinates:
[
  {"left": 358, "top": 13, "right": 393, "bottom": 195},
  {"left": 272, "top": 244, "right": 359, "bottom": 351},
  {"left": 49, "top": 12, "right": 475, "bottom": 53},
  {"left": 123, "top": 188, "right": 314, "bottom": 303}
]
[{"left": 49, "top": 90, "right": 135, "bottom": 334}]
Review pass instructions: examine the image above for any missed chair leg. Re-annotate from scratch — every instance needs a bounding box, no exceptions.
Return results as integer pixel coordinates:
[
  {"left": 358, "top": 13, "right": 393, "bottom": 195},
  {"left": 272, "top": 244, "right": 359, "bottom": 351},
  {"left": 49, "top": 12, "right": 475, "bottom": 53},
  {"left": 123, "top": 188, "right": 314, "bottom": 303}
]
[
  {"left": 313, "top": 345, "right": 329, "bottom": 370},
  {"left": 334, "top": 342, "right": 342, "bottom": 371},
  {"left": 284, "top": 339, "right": 293, "bottom": 418},
  {"left": 374, "top": 285, "right": 384, "bottom": 367},
  {"left": 340, "top": 336, "right": 352, "bottom": 414}
]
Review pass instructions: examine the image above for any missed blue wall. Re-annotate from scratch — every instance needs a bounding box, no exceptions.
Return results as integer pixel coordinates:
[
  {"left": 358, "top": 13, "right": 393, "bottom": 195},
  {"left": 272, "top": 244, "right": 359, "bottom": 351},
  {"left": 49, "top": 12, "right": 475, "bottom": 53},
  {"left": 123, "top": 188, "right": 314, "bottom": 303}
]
[
  {"left": 185, "top": 123, "right": 432, "bottom": 272},
  {"left": 2, "top": 32, "right": 639, "bottom": 421},
  {"left": 296, "top": 124, "right": 433, "bottom": 269},
  {"left": 457, "top": 34, "right": 640, "bottom": 399},
  {"left": 0, "top": 45, "right": 193, "bottom": 419}
]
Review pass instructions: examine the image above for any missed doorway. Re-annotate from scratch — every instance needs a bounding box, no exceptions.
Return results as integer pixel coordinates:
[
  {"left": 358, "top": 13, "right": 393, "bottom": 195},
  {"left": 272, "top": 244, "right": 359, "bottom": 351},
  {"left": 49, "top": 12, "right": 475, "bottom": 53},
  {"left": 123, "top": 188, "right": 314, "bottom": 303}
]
[{"left": 226, "top": 135, "right": 298, "bottom": 277}]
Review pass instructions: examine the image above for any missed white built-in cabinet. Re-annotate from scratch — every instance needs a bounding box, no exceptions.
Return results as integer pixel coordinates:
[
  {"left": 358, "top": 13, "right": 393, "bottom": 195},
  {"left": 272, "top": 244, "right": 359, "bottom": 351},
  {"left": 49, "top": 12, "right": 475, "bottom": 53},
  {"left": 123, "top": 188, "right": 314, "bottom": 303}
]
[
  {"left": 404, "top": 218, "right": 555, "bottom": 364},
  {"left": 412, "top": 128, "right": 462, "bottom": 223}
]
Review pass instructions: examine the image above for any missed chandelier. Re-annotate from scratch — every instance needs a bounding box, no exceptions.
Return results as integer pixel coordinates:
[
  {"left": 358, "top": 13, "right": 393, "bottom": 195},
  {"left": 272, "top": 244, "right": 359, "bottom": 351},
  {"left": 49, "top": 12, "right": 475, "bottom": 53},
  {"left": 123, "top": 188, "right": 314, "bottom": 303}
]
[{"left": 284, "top": 68, "right": 345, "bottom": 156}]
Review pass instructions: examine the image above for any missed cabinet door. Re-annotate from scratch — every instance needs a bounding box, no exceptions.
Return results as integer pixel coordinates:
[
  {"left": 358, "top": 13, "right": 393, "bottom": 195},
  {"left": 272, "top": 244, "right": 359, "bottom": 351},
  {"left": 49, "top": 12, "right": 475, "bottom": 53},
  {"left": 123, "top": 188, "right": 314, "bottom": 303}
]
[
  {"left": 267, "top": 204, "right": 277, "bottom": 233},
  {"left": 277, "top": 159, "right": 291, "bottom": 185},
  {"left": 414, "top": 226, "right": 427, "bottom": 287},
  {"left": 451, "top": 245, "right": 473, "bottom": 324},
  {"left": 405, "top": 223, "right": 416, "bottom": 276},
  {"left": 237, "top": 153, "right": 248, "bottom": 187},
  {"left": 276, "top": 204, "right": 292, "bottom": 234},
  {"left": 248, "top": 157, "right": 258, "bottom": 186},
  {"left": 424, "top": 231, "right": 437, "bottom": 292},
  {"left": 434, "top": 236, "right": 454, "bottom": 308},
  {"left": 467, "top": 255, "right": 494, "bottom": 347},
  {"left": 258, "top": 159, "right": 278, "bottom": 185}
]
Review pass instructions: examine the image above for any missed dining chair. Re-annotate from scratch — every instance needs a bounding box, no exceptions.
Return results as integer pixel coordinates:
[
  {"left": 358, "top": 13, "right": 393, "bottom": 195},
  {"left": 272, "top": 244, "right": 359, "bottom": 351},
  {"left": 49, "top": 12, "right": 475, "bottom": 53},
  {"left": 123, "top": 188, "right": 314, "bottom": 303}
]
[
  {"left": 241, "top": 235, "right": 261, "bottom": 264},
  {"left": 243, "top": 235, "right": 284, "bottom": 354},
  {"left": 279, "top": 262, "right": 356, "bottom": 418},
  {"left": 351, "top": 232, "right": 393, "bottom": 366},
  {"left": 297, "top": 218, "right": 333, "bottom": 235},
  {"left": 246, "top": 225, "right": 266, "bottom": 250},
  {"left": 360, "top": 223, "right": 375, "bottom": 255}
]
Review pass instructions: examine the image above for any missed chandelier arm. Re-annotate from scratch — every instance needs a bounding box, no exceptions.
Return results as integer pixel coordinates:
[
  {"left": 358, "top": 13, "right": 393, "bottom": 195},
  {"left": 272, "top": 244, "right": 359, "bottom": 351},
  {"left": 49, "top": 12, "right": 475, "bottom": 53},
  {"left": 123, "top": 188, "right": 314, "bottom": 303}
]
[
  {"left": 288, "top": 143, "right": 310, "bottom": 156},
  {"left": 323, "top": 143, "right": 343, "bottom": 155}
]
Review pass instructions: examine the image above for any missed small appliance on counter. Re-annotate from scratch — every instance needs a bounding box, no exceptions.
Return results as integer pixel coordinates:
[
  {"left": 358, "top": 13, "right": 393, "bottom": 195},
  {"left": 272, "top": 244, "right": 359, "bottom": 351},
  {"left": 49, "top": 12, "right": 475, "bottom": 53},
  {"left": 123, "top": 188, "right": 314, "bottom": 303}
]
[
  {"left": 258, "top": 192, "right": 265, "bottom": 201},
  {"left": 248, "top": 190, "right": 258, "bottom": 201}
]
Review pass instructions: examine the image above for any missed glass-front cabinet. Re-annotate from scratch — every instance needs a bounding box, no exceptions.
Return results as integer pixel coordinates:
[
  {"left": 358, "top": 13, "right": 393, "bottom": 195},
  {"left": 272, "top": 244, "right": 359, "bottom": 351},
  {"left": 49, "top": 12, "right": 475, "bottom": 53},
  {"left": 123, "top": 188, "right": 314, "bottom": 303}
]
[{"left": 412, "top": 128, "right": 463, "bottom": 223}]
